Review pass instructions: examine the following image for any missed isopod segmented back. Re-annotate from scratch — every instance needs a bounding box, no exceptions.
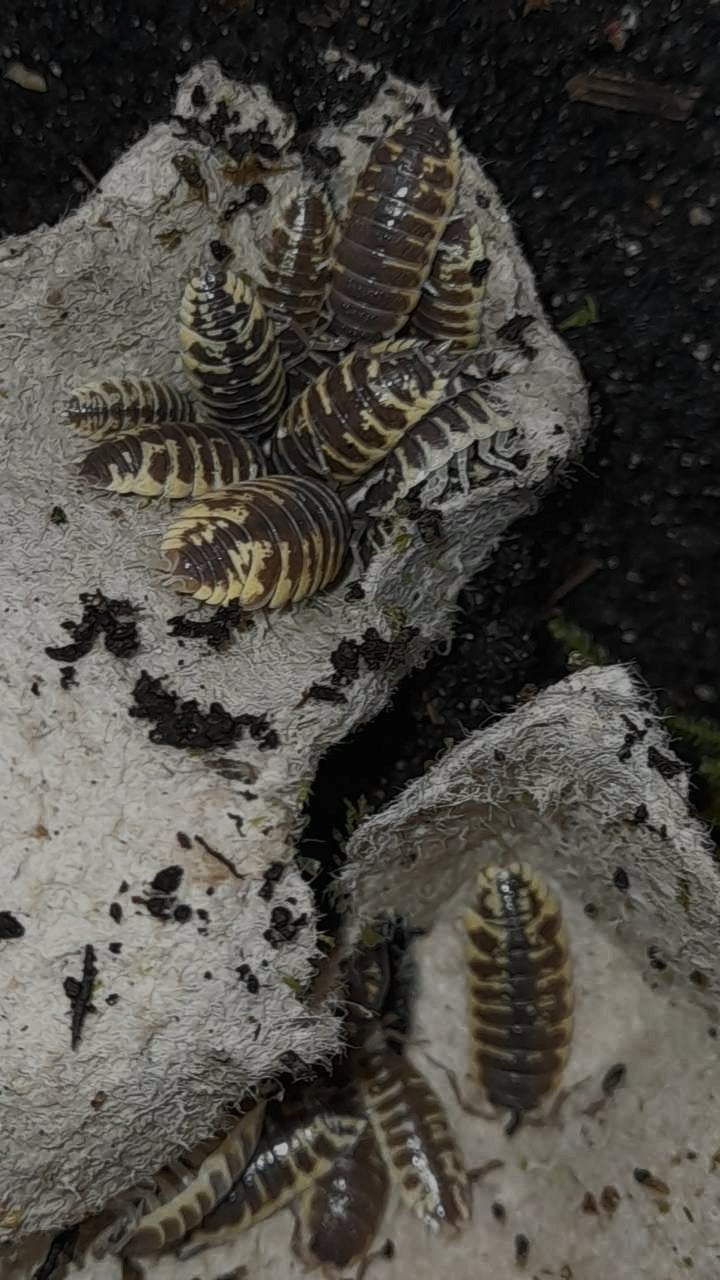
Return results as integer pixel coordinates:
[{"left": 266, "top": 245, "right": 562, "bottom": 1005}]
[
  {"left": 464, "top": 863, "right": 573, "bottom": 1121},
  {"left": 294, "top": 1126, "right": 390, "bottom": 1274},
  {"left": 412, "top": 214, "right": 488, "bottom": 348},
  {"left": 273, "top": 341, "right": 451, "bottom": 486},
  {"left": 357, "top": 1038, "right": 471, "bottom": 1234},
  {"left": 179, "top": 268, "right": 286, "bottom": 439},
  {"left": 329, "top": 114, "right": 460, "bottom": 340},
  {"left": 348, "top": 377, "right": 516, "bottom": 517},
  {"left": 258, "top": 184, "right": 336, "bottom": 336},
  {"left": 160, "top": 474, "right": 351, "bottom": 610},
  {"left": 63, "top": 377, "right": 196, "bottom": 441},
  {"left": 118, "top": 1101, "right": 267, "bottom": 1259},
  {"left": 79, "top": 422, "right": 266, "bottom": 500},
  {"left": 89, "top": 1102, "right": 266, "bottom": 1261},
  {"left": 180, "top": 1102, "right": 366, "bottom": 1257}
]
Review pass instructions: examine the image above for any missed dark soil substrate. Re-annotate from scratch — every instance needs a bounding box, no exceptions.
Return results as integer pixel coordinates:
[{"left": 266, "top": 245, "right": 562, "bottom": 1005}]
[{"left": 2, "top": 1, "right": 718, "bottom": 872}]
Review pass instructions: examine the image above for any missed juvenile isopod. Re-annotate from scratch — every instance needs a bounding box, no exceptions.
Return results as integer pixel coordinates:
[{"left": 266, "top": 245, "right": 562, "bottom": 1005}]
[
  {"left": 179, "top": 267, "right": 286, "bottom": 439},
  {"left": 258, "top": 184, "right": 336, "bottom": 337},
  {"left": 356, "top": 1034, "right": 471, "bottom": 1233},
  {"left": 411, "top": 214, "right": 488, "bottom": 348},
  {"left": 272, "top": 340, "right": 451, "bottom": 486},
  {"left": 329, "top": 114, "right": 460, "bottom": 339},
  {"left": 160, "top": 474, "right": 351, "bottom": 610},
  {"left": 63, "top": 377, "right": 197, "bottom": 441},
  {"left": 464, "top": 862, "right": 574, "bottom": 1129},
  {"left": 180, "top": 1101, "right": 365, "bottom": 1257},
  {"left": 79, "top": 422, "right": 265, "bottom": 500}
]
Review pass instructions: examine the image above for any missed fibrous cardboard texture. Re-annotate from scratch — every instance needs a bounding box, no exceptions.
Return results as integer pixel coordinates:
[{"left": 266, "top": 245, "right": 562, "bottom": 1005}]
[
  {"left": 0, "top": 57, "right": 587, "bottom": 1244},
  {"left": 6, "top": 674, "right": 718, "bottom": 1280}
]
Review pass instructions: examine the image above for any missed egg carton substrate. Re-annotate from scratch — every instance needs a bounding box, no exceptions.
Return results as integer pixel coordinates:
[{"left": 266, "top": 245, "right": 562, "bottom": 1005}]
[
  {"left": 0, "top": 56, "right": 587, "bottom": 1244},
  {"left": 7, "top": 665, "right": 719, "bottom": 1279}
]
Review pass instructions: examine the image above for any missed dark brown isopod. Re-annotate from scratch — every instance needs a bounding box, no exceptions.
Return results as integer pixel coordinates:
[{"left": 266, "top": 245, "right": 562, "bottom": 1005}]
[
  {"left": 328, "top": 114, "right": 460, "bottom": 340},
  {"left": 179, "top": 267, "right": 286, "bottom": 439},
  {"left": 63, "top": 377, "right": 197, "bottom": 441},
  {"left": 294, "top": 1127, "right": 390, "bottom": 1274},
  {"left": 258, "top": 184, "right": 336, "bottom": 336},
  {"left": 412, "top": 214, "right": 488, "bottom": 348},
  {"left": 160, "top": 474, "right": 351, "bottom": 610},
  {"left": 79, "top": 422, "right": 266, "bottom": 500},
  {"left": 273, "top": 340, "right": 451, "bottom": 486},
  {"left": 464, "top": 862, "right": 573, "bottom": 1124}
]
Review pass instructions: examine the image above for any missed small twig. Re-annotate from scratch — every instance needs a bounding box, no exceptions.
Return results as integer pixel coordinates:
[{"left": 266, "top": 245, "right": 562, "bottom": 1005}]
[
  {"left": 194, "top": 834, "right": 244, "bottom": 879},
  {"left": 68, "top": 945, "right": 98, "bottom": 1050},
  {"left": 543, "top": 557, "right": 603, "bottom": 615}
]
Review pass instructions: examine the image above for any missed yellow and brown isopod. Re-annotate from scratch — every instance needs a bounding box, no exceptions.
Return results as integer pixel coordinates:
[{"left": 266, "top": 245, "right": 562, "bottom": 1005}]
[
  {"left": 160, "top": 474, "right": 351, "bottom": 610},
  {"left": 179, "top": 267, "right": 286, "bottom": 439},
  {"left": 90, "top": 1101, "right": 267, "bottom": 1260},
  {"left": 348, "top": 376, "right": 515, "bottom": 517},
  {"left": 356, "top": 1036, "right": 471, "bottom": 1234},
  {"left": 63, "top": 377, "right": 197, "bottom": 441},
  {"left": 411, "top": 214, "right": 488, "bottom": 348},
  {"left": 79, "top": 422, "right": 265, "bottom": 500},
  {"left": 179, "top": 1102, "right": 366, "bottom": 1258},
  {"left": 272, "top": 340, "right": 451, "bottom": 486},
  {"left": 329, "top": 114, "right": 460, "bottom": 340},
  {"left": 464, "top": 863, "right": 573, "bottom": 1129},
  {"left": 258, "top": 184, "right": 337, "bottom": 337},
  {"left": 292, "top": 1126, "right": 390, "bottom": 1276}
]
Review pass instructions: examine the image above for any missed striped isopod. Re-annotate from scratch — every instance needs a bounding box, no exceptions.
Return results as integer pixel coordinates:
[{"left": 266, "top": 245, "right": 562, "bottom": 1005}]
[
  {"left": 328, "top": 114, "right": 460, "bottom": 340},
  {"left": 90, "top": 1101, "right": 266, "bottom": 1260},
  {"left": 347, "top": 375, "right": 517, "bottom": 517},
  {"left": 272, "top": 340, "right": 452, "bottom": 486},
  {"left": 356, "top": 1036, "right": 471, "bottom": 1233},
  {"left": 179, "top": 267, "right": 286, "bottom": 439},
  {"left": 293, "top": 1126, "right": 390, "bottom": 1275},
  {"left": 179, "top": 1102, "right": 366, "bottom": 1257},
  {"left": 412, "top": 214, "right": 488, "bottom": 348},
  {"left": 79, "top": 422, "right": 265, "bottom": 500},
  {"left": 464, "top": 863, "right": 574, "bottom": 1129},
  {"left": 160, "top": 474, "right": 351, "bottom": 610},
  {"left": 258, "top": 184, "right": 337, "bottom": 336},
  {"left": 63, "top": 377, "right": 196, "bottom": 441}
]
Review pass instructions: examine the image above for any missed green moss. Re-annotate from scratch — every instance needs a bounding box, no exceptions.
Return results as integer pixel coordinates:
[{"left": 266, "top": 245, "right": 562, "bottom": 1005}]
[
  {"left": 558, "top": 294, "right": 598, "bottom": 331},
  {"left": 547, "top": 614, "right": 610, "bottom": 670}
]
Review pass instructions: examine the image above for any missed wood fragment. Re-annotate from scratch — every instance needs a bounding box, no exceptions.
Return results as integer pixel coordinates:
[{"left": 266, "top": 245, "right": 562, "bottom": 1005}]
[
  {"left": 566, "top": 72, "right": 702, "bottom": 122},
  {"left": 66, "top": 944, "right": 98, "bottom": 1050},
  {"left": 194, "top": 835, "right": 243, "bottom": 880}
]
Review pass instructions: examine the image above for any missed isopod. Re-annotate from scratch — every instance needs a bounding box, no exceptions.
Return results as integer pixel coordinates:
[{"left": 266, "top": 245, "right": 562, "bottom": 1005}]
[
  {"left": 63, "top": 377, "right": 196, "bottom": 441},
  {"left": 293, "top": 1127, "right": 390, "bottom": 1275},
  {"left": 272, "top": 340, "right": 452, "bottom": 486},
  {"left": 329, "top": 114, "right": 460, "bottom": 339},
  {"left": 92, "top": 1101, "right": 267, "bottom": 1260},
  {"left": 180, "top": 1101, "right": 365, "bottom": 1257},
  {"left": 356, "top": 1035, "right": 471, "bottom": 1233},
  {"left": 258, "top": 184, "right": 336, "bottom": 336},
  {"left": 348, "top": 376, "right": 517, "bottom": 517},
  {"left": 179, "top": 267, "right": 286, "bottom": 438},
  {"left": 411, "top": 214, "right": 488, "bottom": 348},
  {"left": 464, "top": 863, "right": 574, "bottom": 1127},
  {"left": 79, "top": 422, "right": 265, "bottom": 500},
  {"left": 160, "top": 474, "right": 351, "bottom": 609}
]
